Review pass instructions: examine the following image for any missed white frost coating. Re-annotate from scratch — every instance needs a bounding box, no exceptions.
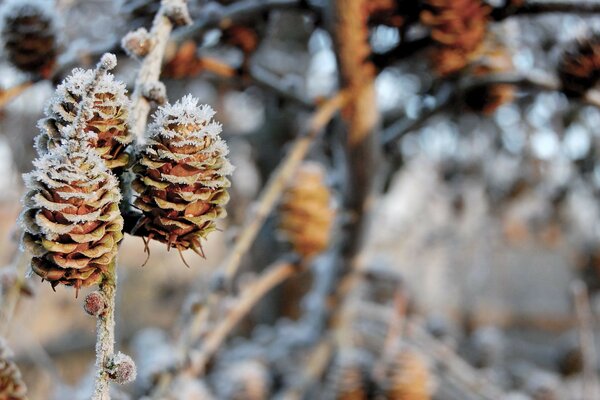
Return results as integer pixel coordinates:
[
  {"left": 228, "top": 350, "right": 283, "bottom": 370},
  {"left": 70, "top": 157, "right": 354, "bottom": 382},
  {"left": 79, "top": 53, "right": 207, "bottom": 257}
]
[{"left": 121, "top": 27, "right": 154, "bottom": 58}]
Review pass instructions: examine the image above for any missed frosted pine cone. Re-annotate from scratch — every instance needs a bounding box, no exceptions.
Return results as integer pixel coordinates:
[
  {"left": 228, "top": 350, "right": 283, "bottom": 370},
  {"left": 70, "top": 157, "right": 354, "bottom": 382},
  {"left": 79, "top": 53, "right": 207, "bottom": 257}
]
[
  {"left": 132, "top": 95, "right": 232, "bottom": 255},
  {"left": 0, "top": 339, "right": 27, "bottom": 400},
  {"left": 558, "top": 34, "right": 600, "bottom": 98},
  {"left": 20, "top": 139, "right": 124, "bottom": 291},
  {"left": 36, "top": 68, "right": 132, "bottom": 171},
  {"left": 279, "top": 162, "right": 335, "bottom": 259},
  {"left": 420, "top": 0, "right": 490, "bottom": 76},
  {"left": 381, "top": 349, "right": 431, "bottom": 400},
  {"left": 1, "top": 0, "right": 58, "bottom": 78}
]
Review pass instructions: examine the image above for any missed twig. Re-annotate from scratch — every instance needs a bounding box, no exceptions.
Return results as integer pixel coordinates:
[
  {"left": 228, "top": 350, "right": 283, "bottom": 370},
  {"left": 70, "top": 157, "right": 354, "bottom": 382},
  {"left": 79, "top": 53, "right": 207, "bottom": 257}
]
[
  {"left": 188, "top": 261, "right": 302, "bottom": 375},
  {"left": 571, "top": 280, "right": 600, "bottom": 400},
  {"left": 129, "top": 2, "right": 178, "bottom": 143},
  {"left": 407, "top": 319, "right": 506, "bottom": 400},
  {"left": 173, "top": 0, "right": 301, "bottom": 43},
  {"left": 0, "top": 81, "right": 35, "bottom": 109},
  {"left": 279, "top": 338, "right": 333, "bottom": 400},
  {"left": 250, "top": 64, "right": 315, "bottom": 109},
  {"left": 92, "top": 260, "right": 118, "bottom": 400},
  {"left": 493, "top": 1, "right": 600, "bottom": 20},
  {"left": 219, "top": 90, "right": 349, "bottom": 284}
]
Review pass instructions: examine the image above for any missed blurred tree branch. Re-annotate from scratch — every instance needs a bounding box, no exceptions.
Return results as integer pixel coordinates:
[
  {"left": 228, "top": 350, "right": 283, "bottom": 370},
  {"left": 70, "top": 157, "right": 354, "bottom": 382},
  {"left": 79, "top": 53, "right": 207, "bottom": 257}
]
[{"left": 493, "top": 1, "right": 600, "bottom": 20}]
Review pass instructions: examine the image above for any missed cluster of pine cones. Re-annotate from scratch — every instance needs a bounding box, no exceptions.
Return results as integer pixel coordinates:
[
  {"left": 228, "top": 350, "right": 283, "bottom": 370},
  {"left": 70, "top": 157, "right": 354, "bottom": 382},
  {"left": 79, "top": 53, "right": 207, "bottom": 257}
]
[{"left": 19, "top": 56, "right": 233, "bottom": 292}]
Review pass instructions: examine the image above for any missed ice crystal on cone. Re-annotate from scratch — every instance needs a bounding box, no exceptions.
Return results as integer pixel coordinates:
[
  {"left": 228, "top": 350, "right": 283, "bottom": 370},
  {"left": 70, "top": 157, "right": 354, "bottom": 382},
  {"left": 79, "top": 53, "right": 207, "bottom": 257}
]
[
  {"left": 20, "top": 139, "right": 124, "bottom": 292},
  {"left": 132, "top": 95, "right": 232, "bottom": 256},
  {"left": 0, "top": 339, "right": 27, "bottom": 400},
  {"left": 36, "top": 67, "right": 132, "bottom": 171},
  {"left": 279, "top": 162, "right": 335, "bottom": 259},
  {"left": 0, "top": 0, "right": 58, "bottom": 78}
]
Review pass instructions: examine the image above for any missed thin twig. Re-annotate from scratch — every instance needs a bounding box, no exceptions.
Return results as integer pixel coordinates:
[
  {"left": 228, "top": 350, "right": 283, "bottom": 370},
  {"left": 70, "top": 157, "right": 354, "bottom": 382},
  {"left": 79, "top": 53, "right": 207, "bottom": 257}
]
[
  {"left": 92, "top": 260, "right": 118, "bottom": 400},
  {"left": 0, "top": 81, "right": 35, "bottom": 109},
  {"left": 493, "top": 1, "right": 600, "bottom": 20},
  {"left": 407, "top": 319, "right": 506, "bottom": 400},
  {"left": 571, "top": 280, "right": 600, "bottom": 400},
  {"left": 129, "top": 3, "right": 177, "bottom": 143},
  {"left": 219, "top": 90, "right": 350, "bottom": 284}
]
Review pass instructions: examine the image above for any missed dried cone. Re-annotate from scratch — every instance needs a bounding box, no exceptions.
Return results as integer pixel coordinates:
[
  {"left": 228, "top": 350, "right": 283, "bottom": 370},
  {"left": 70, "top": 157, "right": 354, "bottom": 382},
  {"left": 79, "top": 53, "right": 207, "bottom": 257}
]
[
  {"left": 280, "top": 162, "right": 334, "bottom": 259},
  {"left": 381, "top": 349, "right": 431, "bottom": 400},
  {"left": 132, "top": 95, "right": 233, "bottom": 254},
  {"left": 36, "top": 68, "right": 132, "bottom": 170},
  {"left": 420, "top": 0, "right": 490, "bottom": 76},
  {"left": 326, "top": 350, "right": 371, "bottom": 400},
  {"left": 558, "top": 34, "right": 600, "bottom": 98},
  {"left": 1, "top": 0, "right": 58, "bottom": 78},
  {"left": 20, "top": 139, "right": 123, "bottom": 291},
  {"left": 0, "top": 339, "right": 27, "bottom": 400},
  {"left": 464, "top": 39, "right": 515, "bottom": 114}
]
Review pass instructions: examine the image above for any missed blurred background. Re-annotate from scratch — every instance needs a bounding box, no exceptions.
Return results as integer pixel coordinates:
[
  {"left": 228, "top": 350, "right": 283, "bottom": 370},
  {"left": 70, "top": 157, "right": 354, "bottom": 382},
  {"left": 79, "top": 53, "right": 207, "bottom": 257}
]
[{"left": 2, "top": 0, "right": 600, "bottom": 399}]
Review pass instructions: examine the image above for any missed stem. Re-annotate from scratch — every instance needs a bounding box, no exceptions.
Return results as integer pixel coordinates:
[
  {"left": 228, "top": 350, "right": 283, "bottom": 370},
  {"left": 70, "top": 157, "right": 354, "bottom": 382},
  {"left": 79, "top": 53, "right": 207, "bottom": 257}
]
[
  {"left": 129, "top": 4, "right": 175, "bottom": 143},
  {"left": 0, "top": 81, "right": 34, "bottom": 109},
  {"left": 92, "top": 260, "right": 117, "bottom": 400},
  {"left": 219, "top": 91, "right": 349, "bottom": 284}
]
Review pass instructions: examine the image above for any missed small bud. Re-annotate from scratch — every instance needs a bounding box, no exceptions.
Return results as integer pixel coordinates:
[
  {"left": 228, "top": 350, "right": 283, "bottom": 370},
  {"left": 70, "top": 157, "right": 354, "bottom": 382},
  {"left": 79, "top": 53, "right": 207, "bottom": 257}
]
[
  {"left": 122, "top": 28, "right": 154, "bottom": 58},
  {"left": 141, "top": 81, "right": 167, "bottom": 105},
  {"left": 83, "top": 291, "right": 107, "bottom": 316},
  {"left": 164, "top": 0, "right": 192, "bottom": 26},
  {"left": 107, "top": 352, "right": 137, "bottom": 385},
  {"left": 99, "top": 53, "right": 117, "bottom": 71}
]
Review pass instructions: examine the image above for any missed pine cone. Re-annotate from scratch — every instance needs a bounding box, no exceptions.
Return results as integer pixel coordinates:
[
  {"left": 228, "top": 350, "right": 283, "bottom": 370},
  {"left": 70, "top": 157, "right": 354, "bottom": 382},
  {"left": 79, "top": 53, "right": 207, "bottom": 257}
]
[
  {"left": 132, "top": 95, "right": 233, "bottom": 254},
  {"left": 0, "top": 339, "right": 27, "bottom": 400},
  {"left": 214, "top": 360, "right": 271, "bottom": 400},
  {"left": 558, "top": 34, "right": 600, "bottom": 98},
  {"left": 1, "top": 0, "right": 58, "bottom": 77},
  {"left": 326, "top": 350, "right": 372, "bottom": 400},
  {"left": 36, "top": 68, "right": 132, "bottom": 171},
  {"left": 381, "top": 349, "right": 431, "bottom": 400},
  {"left": 279, "top": 162, "right": 335, "bottom": 259},
  {"left": 20, "top": 140, "right": 124, "bottom": 291},
  {"left": 420, "top": 0, "right": 490, "bottom": 76}
]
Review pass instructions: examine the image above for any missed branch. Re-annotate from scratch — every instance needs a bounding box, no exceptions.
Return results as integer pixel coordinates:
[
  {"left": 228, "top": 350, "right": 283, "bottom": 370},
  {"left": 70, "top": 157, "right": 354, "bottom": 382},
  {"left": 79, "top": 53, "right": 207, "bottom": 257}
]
[
  {"left": 0, "top": 81, "right": 35, "bottom": 109},
  {"left": 173, "top": 0, "right": 301, "bottom": 43},
  {"left": 218, "top": 90, "right": 349, "bottom": 284},
  {"left": 571, "top": 280, "right": 600, "bottom": 399},
  {"left": 92, "top": 260, "right": 117, "bottom": 400},
  {"left": 493, "top": 1, "right": 600, "bottom": 20}
]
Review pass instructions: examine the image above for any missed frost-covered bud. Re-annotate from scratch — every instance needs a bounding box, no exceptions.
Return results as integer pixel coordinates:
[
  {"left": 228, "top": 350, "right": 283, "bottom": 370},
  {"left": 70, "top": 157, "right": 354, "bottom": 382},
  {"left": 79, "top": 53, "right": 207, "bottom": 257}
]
[
  {"left": 141, "top": 81, "right": 167, "bottom": 105},
  {"left": 83, "top": 290, "right": 107, "bottom": 316},
  {"left": 122, "top": 28, "right": 154, "bottom": 58},
  {"left": 0, "top": 0, "right": 59, "bottom": 78},
  {"left": 20, "top": 140, "right": 124, "bottom": 292},
  {"left": 164, "top": 0, "right": 192, "bottom": 27},
  {"left": 36, "top": 66, "right": 132, "bottom": 170},
  {"left": 99, "top": 53, "right": 117, "bottom": 71},
  {"left": 0, "top": 338, "right": 27, "bottom": 400},
  {"left": 132, "top": 95, "right": 233, "bottom": 256},
  {"left": 279, "top": 162, "right": 335, "bottom": 259},
  {"left": 107, "top": 352, "right": 137, "bottom": 385}
]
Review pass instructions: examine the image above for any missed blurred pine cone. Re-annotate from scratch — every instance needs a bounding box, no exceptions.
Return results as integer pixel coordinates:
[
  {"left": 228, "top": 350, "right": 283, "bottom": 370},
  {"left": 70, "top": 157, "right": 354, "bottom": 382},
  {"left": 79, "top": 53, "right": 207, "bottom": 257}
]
[
  {"left": 20, "top": 140, "right": 124, "bottom": 291},
  {"left": 132, "top": 95, "right": 233, "bottom": 255},
  {"left": 0, "top": 339, "right": 27, "bottom": 400},
  {"left": 558, "top": 34, "right": 600, "bottom": 98},
  {"left": 1, "top": 0, "right": 58, "bottom": 78},
  {"left": 420, "top": 0, "right": 490, "bottom": 76},
  {"left": 36, "top": 68, "right": 132, "bottom": 170},
  {"left": 380, "top": 349, "right": 431, "bottom": 400},
  {"left": 326, "top": 350, "right": 372, "bottom": 400},
  {"left": 279, "top": 162, "right": 335, "bottom": 259}
]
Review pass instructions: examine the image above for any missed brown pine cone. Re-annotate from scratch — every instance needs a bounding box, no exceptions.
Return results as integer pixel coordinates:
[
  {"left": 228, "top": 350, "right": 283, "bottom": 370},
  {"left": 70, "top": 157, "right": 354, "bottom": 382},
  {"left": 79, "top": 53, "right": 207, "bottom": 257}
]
[
  {"left": 20, "top": 139, "right": 124, "bottom": 292},
  {"left": 1, "top": 0, "right": 58, "bottom": 78},
  {"left": 558, "top": 34, "right": 600, "bottom": 98},
  {"left": 380, "top": 349, "right": 431, "bottom": 400},
  {"left": 36, "top": 68, "right": 132, "bottom": 171},
  {"left": 0, "top": 339, "right": 27, "bottom": 400},
  {"left": 132, "top": 95, "right": 233, "bottom": 255},
  {"left": 279, "top": 162, "right": 335, "bottom": 259},
  {"left": 420, "top": 0, "right": 490, "bottom": 76}
]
